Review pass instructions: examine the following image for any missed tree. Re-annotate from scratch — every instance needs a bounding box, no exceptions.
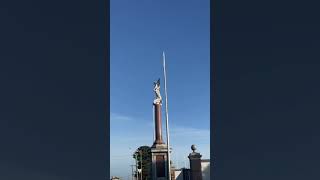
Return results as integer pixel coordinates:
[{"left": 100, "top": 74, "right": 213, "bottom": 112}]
[{"left": 133, "top": 146, "right": 152, "bottom": 180}]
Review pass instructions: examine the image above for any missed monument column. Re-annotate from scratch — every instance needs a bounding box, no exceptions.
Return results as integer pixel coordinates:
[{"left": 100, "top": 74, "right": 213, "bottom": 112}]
[
  {"left": 151, "top": 79, "right": 169, "bottom": 180},
  {"left": 154, "top": 102, "right": 164, "bottom": 145}
]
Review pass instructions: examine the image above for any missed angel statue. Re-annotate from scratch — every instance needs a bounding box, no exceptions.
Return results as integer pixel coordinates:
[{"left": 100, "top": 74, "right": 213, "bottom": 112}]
[{"left": 153, "top": 78, "right": 162, "bottom": 104}]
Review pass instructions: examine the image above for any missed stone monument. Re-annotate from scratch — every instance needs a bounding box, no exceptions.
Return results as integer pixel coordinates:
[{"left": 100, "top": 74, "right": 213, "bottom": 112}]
[{"left": 151, "top": 79, "right": 169, "bottom": 180}]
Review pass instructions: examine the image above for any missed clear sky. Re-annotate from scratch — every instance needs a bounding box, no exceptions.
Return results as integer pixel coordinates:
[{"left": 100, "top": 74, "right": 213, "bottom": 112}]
[{"left": 110, "top": 0, "right": 210, "bottom": 178}]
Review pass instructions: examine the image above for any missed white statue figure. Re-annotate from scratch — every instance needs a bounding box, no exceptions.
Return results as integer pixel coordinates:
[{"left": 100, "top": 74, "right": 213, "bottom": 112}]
[{"left": 153, "top": 78, "right": 162, "bottom": 104}]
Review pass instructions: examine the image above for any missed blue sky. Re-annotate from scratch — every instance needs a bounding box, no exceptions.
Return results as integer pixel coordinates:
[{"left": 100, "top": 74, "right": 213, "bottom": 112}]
[{"left": 110, "top": 0, "right": 210, "bottom": 178}]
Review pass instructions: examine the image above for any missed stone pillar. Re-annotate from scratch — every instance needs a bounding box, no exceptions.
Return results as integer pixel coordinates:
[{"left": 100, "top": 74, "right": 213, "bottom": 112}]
[{"left": 188, "top": 145, "right": 202, "bottom": 180}]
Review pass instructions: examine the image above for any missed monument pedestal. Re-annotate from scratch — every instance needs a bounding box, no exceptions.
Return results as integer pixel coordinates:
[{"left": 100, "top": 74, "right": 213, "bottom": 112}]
[{"left": 151, "top": 144, "right": 169, "bottom": 180}]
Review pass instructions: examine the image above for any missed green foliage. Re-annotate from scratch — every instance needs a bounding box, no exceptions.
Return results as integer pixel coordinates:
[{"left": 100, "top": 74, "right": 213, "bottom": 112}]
[{"left": 133, "top": 146, "right": 152, "bottom": 180}]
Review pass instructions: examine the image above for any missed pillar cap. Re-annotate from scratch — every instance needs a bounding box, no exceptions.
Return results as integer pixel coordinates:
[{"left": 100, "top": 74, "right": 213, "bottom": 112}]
[
  {"left": 188, "top": 144, "right": 202, "bottom": 159},
  {"left": 191, "top": 144, "right": 197, "bottom": 152}
]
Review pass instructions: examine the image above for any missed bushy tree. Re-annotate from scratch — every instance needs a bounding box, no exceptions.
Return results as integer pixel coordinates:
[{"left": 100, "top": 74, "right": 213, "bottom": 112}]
[{"left": 133, "top": 146, "right": 152, "bottom": 180}]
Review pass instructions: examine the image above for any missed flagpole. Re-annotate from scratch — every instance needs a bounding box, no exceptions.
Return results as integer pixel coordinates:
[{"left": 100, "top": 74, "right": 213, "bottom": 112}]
[{"left": 163, "top": 51, "right": 171, "bottom": 180}]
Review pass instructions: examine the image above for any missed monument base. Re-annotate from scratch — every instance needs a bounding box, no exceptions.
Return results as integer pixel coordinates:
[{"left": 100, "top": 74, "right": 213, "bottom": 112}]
[{"left": 151, "top": 144, "right": 169, "bottom": 180}]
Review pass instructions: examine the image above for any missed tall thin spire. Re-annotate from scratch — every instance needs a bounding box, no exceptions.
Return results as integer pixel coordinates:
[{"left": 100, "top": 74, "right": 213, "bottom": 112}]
[{"left": 163, "top": 51, "right": 171, "bottom": 180}]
